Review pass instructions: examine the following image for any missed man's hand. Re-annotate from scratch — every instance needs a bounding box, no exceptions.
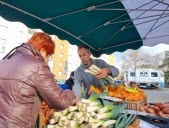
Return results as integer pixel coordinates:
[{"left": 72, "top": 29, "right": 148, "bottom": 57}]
[{"left": 96, "top": 68, "right": 111, "bottom": 79}]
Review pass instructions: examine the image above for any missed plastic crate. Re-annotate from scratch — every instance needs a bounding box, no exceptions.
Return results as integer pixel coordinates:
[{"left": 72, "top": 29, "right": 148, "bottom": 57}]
[
  {"left": 116, "top": 98, "right": 147, "bottom": 111},
  {"left": 138, "top": 115, "right": 169, "bottom": 128}
]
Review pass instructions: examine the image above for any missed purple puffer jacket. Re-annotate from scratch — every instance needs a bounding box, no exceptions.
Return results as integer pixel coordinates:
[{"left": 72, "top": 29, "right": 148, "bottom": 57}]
[{"left": 0, "top": 43, "right": 75, "bottom": 128}]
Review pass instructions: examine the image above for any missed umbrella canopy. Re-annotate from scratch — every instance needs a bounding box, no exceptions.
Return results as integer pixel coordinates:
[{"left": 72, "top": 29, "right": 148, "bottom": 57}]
[{"left": 0, "top": 0, "right": 168, "bottom": 57}]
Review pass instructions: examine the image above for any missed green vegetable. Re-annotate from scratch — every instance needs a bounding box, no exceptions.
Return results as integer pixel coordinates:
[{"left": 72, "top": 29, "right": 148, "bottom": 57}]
[
  {"left": 49, "top": 117, "right": 59, "bottom": 124},
  {"left": 104, "top": 76, "right": 117, "bottom": 87},
  {"left": 85, "top": 105, "right": 103, "bottom": 112},
  {"left": 88, "top": 91, "right": 108, "bottom": 101},
  {"left": 115, "top": 112, "right": 137, "bottom": 128},
  {"left": 68, "top": 120, "right": 80, "bottom": 127},
  {"left": 102, "top": 119, "right": 116, "bottom": 128},
  {"left": 61, "top": 109, "right": 69, "bottom": 116},
  {"left": 99, "top": 79, "right": 107, "bottom": 90},
  {"left": 97, "top": 99, "right": 115, "bottom": 113},
  {"left": 89, "top": 120, "right": 104, "bottom": 128},
  {"left": 115, "top": 112, "right": 128, "bottom": 128},
  {"left": 102, "top": 78, "right": 110, "bottom": 86},
  {"left": 95, "top": 103, "right": 126, "bottom": 120},
  {"left": 67, "top": 112, "right": 75, "bottom": 120},
  {"left": 125, "top": 113, "right": 137, "bottom": 126},
  {"left": 68, "top": 106, "right": 78, "bottom": 112}
]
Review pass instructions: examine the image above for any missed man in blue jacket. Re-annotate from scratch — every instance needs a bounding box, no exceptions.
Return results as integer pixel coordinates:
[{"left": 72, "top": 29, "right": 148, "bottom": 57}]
[{"left": 72, "top": 45, "right": 119, "bottom": 97}]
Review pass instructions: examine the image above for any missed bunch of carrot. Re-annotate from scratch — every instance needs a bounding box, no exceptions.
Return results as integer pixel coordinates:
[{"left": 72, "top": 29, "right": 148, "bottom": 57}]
[{"left": 41, "top": 102, "right": 55, "bottom": 124}]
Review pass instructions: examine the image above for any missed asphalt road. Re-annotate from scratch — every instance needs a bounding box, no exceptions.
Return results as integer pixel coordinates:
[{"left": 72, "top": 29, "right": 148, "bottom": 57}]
[{"left": 143, "top": 87, "right": 169, "bottom": 103}]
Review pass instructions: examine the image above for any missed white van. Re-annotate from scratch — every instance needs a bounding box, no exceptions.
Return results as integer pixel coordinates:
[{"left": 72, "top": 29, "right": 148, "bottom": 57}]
[{"left": 124, "top": 69, "right": 165, "bottom": 88}]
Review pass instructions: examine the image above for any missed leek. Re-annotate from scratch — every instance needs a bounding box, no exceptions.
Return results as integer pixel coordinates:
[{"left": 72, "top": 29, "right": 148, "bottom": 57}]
[
  {"left": 68, "top": 120, "right": 80, "bottom": 127},
  {"left": 61, "top": 109, "right": 69, "bottom": 116},
  {"left": 59, "top": 116, "right": 67, "bottom": 120},
  {"left": 90, "top": 120, "right": 104, "bottom": 128},
  {"left": 68, "top": 106, "right": 78, "bottom": 112},
  {"left": 84, "top": 112, "right": 91, "bottom": 118},
  {"left": 84, "top": 69, "right": 96, "bottom": 76},
  {"left": 90, "top": 111, "right": 96, "bottom": 117},
  {"left": 58, "top": 120, "right": 63, "bottom": 127},
  {"left": 77, "top": 116, "right": 85, "bottom": 124},
  {"left": 67, "top": 112, "right": 75, "bottom": 120},
  {"left": 62, "top": 119, "right": 69, "bottom": 126},
  {"left": 85, "top": 105, "right": 102, "bottom": 112},
  {"left": 49, "top": 116, "right": 59, "bottom": 124},
  {"left": 97, "top": 99, "right": 115, "bottom": 113},
  {"left": 87, "top": 117, "right": 102, "bottom": 123},
  {"left": 80, "top": 123, "right": 90, "bottom": 128},
  {"left": 95, "top": 103, "right": 126, "bottom": 120},
  {"left": 102, "top": 119, "right": 116, "bottom": 128},
  {"left": 53, "top": 112, "right": 62, "bottom": 117},
  {"left": 87, "top": 101, "right": 100, "bottom": 107},
  {"left": 74, "top": 112, "right": 84, "bottom": 119},
  {"left": 89, "top": 67, "right": 98, "bottom": 74},
  {"left": 45, "top": 125, "right": 56, "bottom": 128},
  {"left": 88, "top": 91, "right": 108, "bottom": 101}
]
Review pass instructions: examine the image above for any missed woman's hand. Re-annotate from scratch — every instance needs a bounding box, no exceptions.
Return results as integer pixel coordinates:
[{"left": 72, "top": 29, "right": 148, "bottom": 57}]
[{"left": 71, "top": 96, "right": 80, "bottom": 106}]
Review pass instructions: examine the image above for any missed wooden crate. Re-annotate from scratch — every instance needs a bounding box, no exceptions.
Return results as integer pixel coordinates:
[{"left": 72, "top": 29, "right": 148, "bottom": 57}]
[{"left": 116, "top": 98, "right": 147, "bottom": 111}]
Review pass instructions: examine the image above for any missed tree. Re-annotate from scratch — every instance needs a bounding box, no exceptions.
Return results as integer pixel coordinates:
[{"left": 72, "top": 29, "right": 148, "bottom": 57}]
[
  {"left": 121, "top": 49, "right": 144, "bottom": 72},
  {"left": 159, "top": 51, "right": 169, "bottom": 82},
  {"left": 121, "top": 49, "right": 164, "bottom": 73},
  {"left": 116, "top": 72, "right": 124, "bottom": 80}
]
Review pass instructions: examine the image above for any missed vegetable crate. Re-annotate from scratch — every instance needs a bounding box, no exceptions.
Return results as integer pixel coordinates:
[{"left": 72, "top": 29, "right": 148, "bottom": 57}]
[
  {"left": 116, "top": 98, "right": 147, "bottom": 111},
  {"left": 138, "top": 115, "right": 169, "bottom": 128}
]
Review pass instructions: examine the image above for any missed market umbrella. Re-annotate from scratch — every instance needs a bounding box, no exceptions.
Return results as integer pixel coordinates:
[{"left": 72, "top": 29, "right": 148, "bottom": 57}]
[{"left": 0, "top": 0, "right": 168, "bottom": 57}]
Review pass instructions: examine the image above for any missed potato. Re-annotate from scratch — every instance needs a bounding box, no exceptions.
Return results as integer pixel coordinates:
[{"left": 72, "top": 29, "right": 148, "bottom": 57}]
[
  {"left": 148, "top": 112, "right": 157, "bottom": 116},
  {"left": 145, "top": 108, "right": 155, "bottom": 113},
  {"left": 157, "top": 111, "right": 169, "bottom": 118},
  {"left": 152, "top": 106, "right": 160, "bottom": 113},
  {"left": 162, "top": 108, "right": 169, "bottom": 114},
  {"left": 155, "top": 103, "right": 168, "bottom": 109}
]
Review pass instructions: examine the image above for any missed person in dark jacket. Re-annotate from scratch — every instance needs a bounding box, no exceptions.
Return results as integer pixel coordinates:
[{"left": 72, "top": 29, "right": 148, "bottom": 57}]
[
  {"left": 0, "top": 32, "right": 78, "bottom": 128},
  {"left": 65, "top": 71, "right": 75, "bottom": 90}
]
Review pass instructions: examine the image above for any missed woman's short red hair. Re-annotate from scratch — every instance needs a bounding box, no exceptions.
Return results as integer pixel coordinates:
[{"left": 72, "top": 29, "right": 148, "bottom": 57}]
[{"left": 28, "top": 32, "right": 55, "bottom": 55}]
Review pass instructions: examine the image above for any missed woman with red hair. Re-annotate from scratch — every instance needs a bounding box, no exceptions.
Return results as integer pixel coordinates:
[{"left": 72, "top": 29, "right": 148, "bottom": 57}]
[{"left": 0, "top": 32, "right": 78, "bottom": 128}]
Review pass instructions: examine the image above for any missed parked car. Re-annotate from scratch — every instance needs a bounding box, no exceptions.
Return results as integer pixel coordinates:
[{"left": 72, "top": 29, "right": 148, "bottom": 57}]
[{"left": 115, "top": 80, "right": 124, "bottom": 85}]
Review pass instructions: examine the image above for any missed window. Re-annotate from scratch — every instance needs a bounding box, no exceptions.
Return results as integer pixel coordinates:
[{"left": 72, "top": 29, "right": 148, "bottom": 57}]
[
  {"left": 59, "top": 62, "right": 63, "bottom": 67},
  {"left": 60, "top": 44, "right": 64, "bottom": 49},
  {"left": 151, "top": 72, "right": 158, "bottom": 77},
  {"left": 144, "top": 72, "right": 148, "bottom": 77},
  {"left": 60, "top": 53, "right": 63, "bottom": 58},
  {"left": 59, "top": 71, "right": 62, "bottom": 76},
  {"left": 140, "top": 72, "right": 143, "bottom": 77},
  {"left": 130, "top": 72, "right": 135, "bottom": 77},
  {"left": 0, "top": 38, "right": 6, "bottom": 53}
]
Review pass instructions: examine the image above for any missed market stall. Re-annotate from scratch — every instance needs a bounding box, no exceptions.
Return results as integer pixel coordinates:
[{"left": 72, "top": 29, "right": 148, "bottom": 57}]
[
  {"left": 41, "top": 65, "right": 169, "bottom": 128},
  {"left": 0, "top": 0, "right": 169, "bottom": 128}
]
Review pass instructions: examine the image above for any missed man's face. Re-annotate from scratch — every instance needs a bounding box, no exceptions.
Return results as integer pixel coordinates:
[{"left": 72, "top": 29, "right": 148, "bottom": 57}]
[{"left": 78, "top": 48, "right": 91, "bottom": 65}]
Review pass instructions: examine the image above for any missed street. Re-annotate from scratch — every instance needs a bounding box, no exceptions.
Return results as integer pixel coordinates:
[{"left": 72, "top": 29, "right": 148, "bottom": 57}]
[{"left": 143, "top": 88, "right": 169, "bottom": 103}]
